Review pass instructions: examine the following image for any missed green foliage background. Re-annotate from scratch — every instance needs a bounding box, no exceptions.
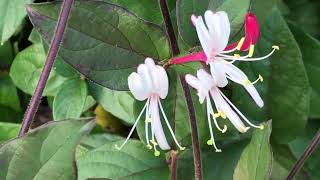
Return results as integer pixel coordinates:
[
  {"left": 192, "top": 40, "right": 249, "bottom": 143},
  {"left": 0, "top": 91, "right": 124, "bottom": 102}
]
[{"left": 0, "top": 0, "right": 319, "bottom": 179}]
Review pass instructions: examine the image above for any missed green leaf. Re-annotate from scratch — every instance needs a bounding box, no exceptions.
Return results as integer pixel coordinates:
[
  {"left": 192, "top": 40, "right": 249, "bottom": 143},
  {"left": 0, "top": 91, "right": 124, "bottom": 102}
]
[
  {"left": 76, "top": 139, "right": 168, "bottom": 180},
  {"left": 234, "top": 121, "right": 273, "bottom": 180},
  {"left": 0, "top": 41, "right": 14, "bottom": 68},
  {"left": 232, "top": 9, "right": 309, "bottom": 143},
  {"left": 289, "top": 24, "right": 320, "bottom": 118},
  {"left": 177, "top": 0, "right": 250, "bottom": 46},
  {"left": 53, "top": 78, "right": 88, "bottom": 120},
  {"left": 102, "top": 0, "right": 163, "bottom": 24},
  {"left": 0, "top": 73, "right": 20, "bottom": 112},
  {"left": 0, "top": 0, "right": 33, "bottom": 44},
  {"left": 0, "top": 118, "right": 95, "bottom": 180},
  {"left": 80, "top": 133, "right": 123, "bottom": 150},
  {"left": 177, "top": 140, "right": 249, "bottom": 180},
  {"left": 89, "top": 81, "right": 135, "bottom": 125},
  {"left": 27, "top": 1, "right": 171, "bottom": 90},
  {"left": 9, "top": 44, "right": 67, "bottom": 96},
  {"left": 0, "top": 122, "right": 20, "bottom": 144}
]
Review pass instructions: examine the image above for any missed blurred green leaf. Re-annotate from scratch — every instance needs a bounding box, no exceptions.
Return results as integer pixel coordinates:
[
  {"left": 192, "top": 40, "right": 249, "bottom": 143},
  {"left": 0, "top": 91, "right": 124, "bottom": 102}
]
[
  {"left": 284, "top": 0, "right": 320, "bottom": 39},
  {"left": 0, "top": 41, "right": 14, "bottom": 68},
  {"left": 232, "top": 9, "right": 309, "bottom": 143},
  {"left": 0, "top": 122, "right": 20, "bottom": 144},
  {"left": 234, "top": 121, "right": 272, "bottom": 180},
  {"left": 0, "top": 118, "right": 95, "bottom": 180},
  {"left": 9, "top": 43, "right": 67, "bottom": 96},
  {"left": 27, "top": 1, "right": 171, "bottom": 90},
  {"left": 76, "top": 139, "right": 168, "bottom": 180},
  {"left": 89, "top": 81, "right": 135, "bottom": 125},
  {"left": 0, "top": 0, "right": 33, "bottom": 44},
  {"left": 177, "top": 0, "right": 250, "bottom": 46},
  {"left": 177, "top": 140, "right": 249, "bottom": 180},
  {"left": 289, "top": 24, "right": 320, "bottom": 118},
  {"left": 53, "top": 78, "right": 87, "bottom": 120},
  {"left": 80, "top": 133, "right": 123, "bottom": 150},
  {"left": 0, "top": 73, "right": 20, "bottom": 112}
]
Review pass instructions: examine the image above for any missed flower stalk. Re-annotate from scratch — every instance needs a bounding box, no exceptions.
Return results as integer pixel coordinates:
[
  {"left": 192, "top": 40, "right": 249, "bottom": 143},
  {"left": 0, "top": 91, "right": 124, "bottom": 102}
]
[{"left": 19, "top": 0, "right": 74, "bottom": 136}]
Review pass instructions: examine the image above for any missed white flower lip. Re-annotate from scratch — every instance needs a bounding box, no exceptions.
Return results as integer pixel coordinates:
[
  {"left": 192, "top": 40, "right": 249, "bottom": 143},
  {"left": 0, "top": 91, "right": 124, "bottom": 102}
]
[
  {"left": 118, "top": 58, "right": 185, "bottom": 155},
  {"left": 186, "top": 69, "right": 264, "bottom": 152}
]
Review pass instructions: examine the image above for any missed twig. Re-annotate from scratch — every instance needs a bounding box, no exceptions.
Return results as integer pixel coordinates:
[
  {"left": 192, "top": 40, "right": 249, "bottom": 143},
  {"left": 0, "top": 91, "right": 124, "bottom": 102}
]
[
  {"left": 19, "top": 0, "right": 74, "bottom": 136},
  {"left": 170, "top": 150, "right": 178, "bottom": 180},
  {"left": 159, "top": 0, "right": 180, "bottom": 56},
  {"left": 287, "top": 130, "right": 320, "bottom": 180},
  {"left": 180, "top": 76, "right": 202, "bottom": 180}
]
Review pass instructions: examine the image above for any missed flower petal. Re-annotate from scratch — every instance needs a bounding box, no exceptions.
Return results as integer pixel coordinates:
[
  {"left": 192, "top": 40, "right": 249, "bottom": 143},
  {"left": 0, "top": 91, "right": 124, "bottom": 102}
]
[
  {"left": 186, "top": 74, "right": 207, "bottom": 103},
  {"left": 210, "top": 87, "right": 248, "bottom": 133},
  {"left": 128, "top": 72, "right": 149, "bottom": 101},
  {"left": 197, "top": 69, "right": 215, "bottom": 90},
  {"left": 209, "top": 60, "right": 228, "bottom": 87},
  {"left": 194, "top": 16, "right": 212, "bottom": 57},
  {"left": 156, "top": 66, "right": 169, "bottom": 99},
  {"left": 150, "top": 97, "right": 170, "bottom": 150},
  {"left": 224, "top": 63, "right": 264, "bottom": 107},
  {"left": 137, "top": 64, "right": 153, "bottom": 94}
]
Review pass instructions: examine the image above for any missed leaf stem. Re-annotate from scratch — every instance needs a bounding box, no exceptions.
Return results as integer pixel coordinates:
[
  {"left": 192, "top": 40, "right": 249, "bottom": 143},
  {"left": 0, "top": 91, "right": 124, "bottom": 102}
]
[
  {"left": 287, "top": 130, "right": 320, "bottom": 180},
  {"left": 170, "top": 150, "right": 178, "bottom": 180},
  {"left": 180, "top": 76, "right": 202, "bottom": 180},
  {"left": 19, "top": 0, "right": 74, "bottom": 136},
  {"left": 159, "top": 0, "right": 179, "bottom": 56}
]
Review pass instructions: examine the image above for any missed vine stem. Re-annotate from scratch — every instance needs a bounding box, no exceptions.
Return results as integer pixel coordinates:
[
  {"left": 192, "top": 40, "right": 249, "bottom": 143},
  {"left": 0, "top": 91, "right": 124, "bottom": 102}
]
[
  {"left": 180, "top": 76, "right": 202, "bottom": 180},
  {"left": 159, "top": 0, "right": 202, "bottom": 179},
  {"left": 287, "top": 130, "right": 320, "bottom": 180},
  {"left": 19, "top": 0, "right": 74, "bottom": 136}
]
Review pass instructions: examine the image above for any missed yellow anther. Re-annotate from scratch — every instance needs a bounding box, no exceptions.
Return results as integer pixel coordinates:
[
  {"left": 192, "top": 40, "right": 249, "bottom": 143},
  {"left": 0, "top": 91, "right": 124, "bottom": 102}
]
[
  {"left": 258, "top": 74, "right": 263, "bottom": 82},
  {"left": 236, "top": 37, "right": 245, "bottom": 50},
  {"left": 219, "top": 111, "right": 226, "bottom": 119},
  {"left": 212, "top": 113, "right": 220, "bottom": 118},
  {"left": 115, "top": 144, "right": 121, "bottom": 150},
  {"left": 272, "top": 45, "right": 279, "bottom": 50},
  {"left": 150, "top": 139, "right": 158, "bottom": 146},
  {"left": 207, "top": 139, "right": 213, "bottom": 145},
  {"left": 146, "top": 144, "right": 152, "bottom": 150},
  {"left": 248, "top": 44, "right": 255, "bottom": 57},
  {"left": 154, "top": 150, "right": 160, "bottom": 157},
  {"left": 243, "top": 79, "right": 251, "bottom": 87},
  {"left": 179, "top": 147, "right": 186, "bottom": 150},
  {"left": 243, "top": 127, "right": 250, "bottom": 133},
  {"left": 259, "top": 125, "right": 264, "bottom": 130},
  {"left": 145, "top": 117, "right": 152, "bottom": 123},
  {"left": 234, "top": 54, "right": 241, "bottom": 59}
]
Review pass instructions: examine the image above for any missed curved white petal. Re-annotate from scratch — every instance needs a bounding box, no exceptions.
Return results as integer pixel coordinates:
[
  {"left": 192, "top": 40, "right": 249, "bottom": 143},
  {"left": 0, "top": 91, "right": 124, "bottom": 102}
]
[
  {"left": 197, "top": 69, "right": 215, "bottom": 91},
  {"left": 194, "top": 16, "right": 212, "bottom": 57},
  {"left": 209, "top": 61, "right": 228, "bottom": 87},
  {"left": 128, "top": 72, "right": 149, "bottom": 101},
  {"left": 156, "top": 66, "right": 169, "bottom": 99},
  {"left": 150, "top": 97, "right": 170, "bottom": 150},
  {"left": 216, "top": 11, "right": 230, "bottom": 51},
  {"left": 145, "top": 57, "right": 156, "bottom": 68},
  {"left": 137, "top": 64, "right": 153, "bottom": 95},
  {"left": 210, "top": 87, "right": 248, "bottom": 133},
  {"left": 185, "top": 74, "right": 206, "bottom": 103},
  {"left": 224, "top": 63, "right": 264, "bottom": 107}
]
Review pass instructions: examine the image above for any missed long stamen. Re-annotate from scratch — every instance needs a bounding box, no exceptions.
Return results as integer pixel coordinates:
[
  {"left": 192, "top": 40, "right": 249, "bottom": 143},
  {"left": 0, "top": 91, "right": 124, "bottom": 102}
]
[
  {"left": 248, "top": 44, "right": 255, "bottom": 57},
  {"left": 145, "top": 99, "right": 152, "bottom": 149},
  {"left": 207, "top": 96, "right": 227, "bottom": 133},
  {"left": 229, "top": 45, "right": 279, "bottom": 61},
  {"left": 115, "top": 99, "right": 149, "bottom": 150},
  {"left": 222, "top": 46, "right": 238, "bottom": 54},
  {"left": 236, "top": 37, "right": 245, "bottom": 50},
  {"left": 218, "top": 90, "right": 264, "bottom": 129},
  {"left": 243, "top": 74, "right": 263, "bottom": 87},
  {"left": 206, "top": 97, "right": 222, "bottom": 152},
  {"left": 158, "top": 98, "right": 186, "bottom": 150}
]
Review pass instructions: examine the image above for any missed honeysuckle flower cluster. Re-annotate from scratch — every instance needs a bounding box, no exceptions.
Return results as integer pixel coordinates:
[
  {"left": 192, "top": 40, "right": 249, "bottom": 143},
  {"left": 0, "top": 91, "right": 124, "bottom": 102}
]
[{"left": 119, "top": 10, "right": 278, "bottom": 155}]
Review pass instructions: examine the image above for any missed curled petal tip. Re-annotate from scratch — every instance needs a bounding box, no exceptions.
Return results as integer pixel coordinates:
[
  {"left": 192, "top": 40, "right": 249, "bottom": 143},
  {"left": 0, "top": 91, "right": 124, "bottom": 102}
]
[
  {"left": 191, "top": 15, "right": 197, "bottom": 26},
  {"left": 243, "top": 127, "right": 250, "bottom": 133}
]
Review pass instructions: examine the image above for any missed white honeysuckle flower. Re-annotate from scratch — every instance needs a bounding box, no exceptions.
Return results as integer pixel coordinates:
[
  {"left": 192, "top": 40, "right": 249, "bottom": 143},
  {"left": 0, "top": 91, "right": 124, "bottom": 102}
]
[
  {"left": 191, "top": 10, "right": 279, "bottom": 108},
  {"left": 116, "top": 58, "right": 185, "bottom": 156},
  {"left": 186, "top": 69, "right": 264, "bottom": 152}
]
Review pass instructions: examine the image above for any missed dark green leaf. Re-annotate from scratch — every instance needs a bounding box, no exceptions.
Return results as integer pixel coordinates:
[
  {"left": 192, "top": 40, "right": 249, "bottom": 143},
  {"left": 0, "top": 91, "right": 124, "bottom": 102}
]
[
  {"left": 234, "top": 121, "right": 272, "bottom": 180},
  {"left": 53, "top": 78, "right": 88, "bottom": 120},
  {"left": 0, "top": 122, "right": 20, "bottom": 144},
  {"left": 289, "top": 24, "right": 320, "bottom": 118},
  {"left": 0, "top": 73, "right": 20, "bottom": 112},
  {"left": 0, "top": 118, "right": 95, "bottom": 180},
  {"left": 177, "top": 0, "right": 250, "bottom": 46},
  {"left": 0, "top": 0, "right": 33, "bottom": 44},
  {"left": 0, "top": 41, "right": 14, "bottom": 68},
  {"left": 76, "top": 139, "right": 168, "bottom": 180},
  {"left": 27, "top": 1, "right": 171, "bottom": 90},
  {"left": 9, "top": 44, "right": 67, "bottom": 96}
]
